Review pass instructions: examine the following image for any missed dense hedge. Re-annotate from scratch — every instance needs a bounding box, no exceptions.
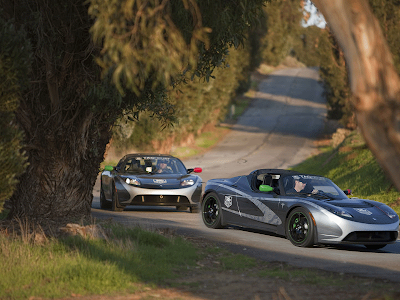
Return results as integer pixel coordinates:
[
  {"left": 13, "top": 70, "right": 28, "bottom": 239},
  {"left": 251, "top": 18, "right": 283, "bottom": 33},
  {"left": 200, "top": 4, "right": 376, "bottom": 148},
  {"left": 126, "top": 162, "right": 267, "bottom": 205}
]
[
  {"left": 0, "top": 18, "right": 30, "bottom": 208},
  {"left": 259, "top": 0, "right": 303, "bottom": 67}
]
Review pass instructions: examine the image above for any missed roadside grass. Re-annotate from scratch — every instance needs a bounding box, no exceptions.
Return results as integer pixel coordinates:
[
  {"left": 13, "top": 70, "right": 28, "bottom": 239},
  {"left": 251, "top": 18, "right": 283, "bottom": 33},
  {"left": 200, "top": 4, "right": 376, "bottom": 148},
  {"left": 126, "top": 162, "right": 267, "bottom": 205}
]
[
  {"left": 294, "top": 130, "right": 400, "bottom": 214},
  {"left": 2, "top": 219, "right": 398, "bottom": 300},
  {"left": 0, "top": 223, "right": 198, "bottom": 299},
  {"left": 220, "top": 252, "right": 258, "bottom": 270}
]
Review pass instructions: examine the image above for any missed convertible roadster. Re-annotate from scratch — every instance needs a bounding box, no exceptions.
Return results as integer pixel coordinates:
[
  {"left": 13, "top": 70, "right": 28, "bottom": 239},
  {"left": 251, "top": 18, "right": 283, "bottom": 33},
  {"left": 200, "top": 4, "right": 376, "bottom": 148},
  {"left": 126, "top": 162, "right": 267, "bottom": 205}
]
[
  {"left": 100, "top": 154, "right": 202, "bottom": 212},
  {"left": 201, "top": 169, "right": 399, "bottom": 249}
]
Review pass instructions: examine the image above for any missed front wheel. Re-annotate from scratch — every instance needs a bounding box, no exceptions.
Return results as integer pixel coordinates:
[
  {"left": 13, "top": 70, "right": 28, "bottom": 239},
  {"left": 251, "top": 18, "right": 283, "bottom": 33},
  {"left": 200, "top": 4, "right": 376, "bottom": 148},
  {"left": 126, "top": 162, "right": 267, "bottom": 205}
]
[
  {"left": 202, "top": 192, "right": 223, "bottom": 229},
  {"left": 286, "top": 207, "right": 315, "bottom": 247},
  {"left": 99, "top": 187, "right": 111, "bottom": 209},
  {"left": 111, "top": 183, "right": 124, "bottom": 212}
]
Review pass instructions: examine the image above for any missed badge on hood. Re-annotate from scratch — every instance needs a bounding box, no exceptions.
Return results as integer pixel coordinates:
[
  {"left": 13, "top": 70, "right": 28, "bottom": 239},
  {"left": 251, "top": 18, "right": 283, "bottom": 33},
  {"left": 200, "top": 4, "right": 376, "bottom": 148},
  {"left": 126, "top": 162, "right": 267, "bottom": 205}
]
[
  {"left": 354, "top": 208, "right": 372, "bottom": 215},
  {"left": 153, "top": 179, "right": 167, "bottom": 184}
]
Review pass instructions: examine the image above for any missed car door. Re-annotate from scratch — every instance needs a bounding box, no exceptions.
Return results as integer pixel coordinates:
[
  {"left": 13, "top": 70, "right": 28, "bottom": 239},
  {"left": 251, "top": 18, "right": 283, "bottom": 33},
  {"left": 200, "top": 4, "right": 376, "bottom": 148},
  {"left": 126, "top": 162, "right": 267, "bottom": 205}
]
[
  {"left": 235, "top": 175, "right": 283, "bottom": 231},
  {"left": 218, "top": 186, "right": 242, "bottom": 225}
]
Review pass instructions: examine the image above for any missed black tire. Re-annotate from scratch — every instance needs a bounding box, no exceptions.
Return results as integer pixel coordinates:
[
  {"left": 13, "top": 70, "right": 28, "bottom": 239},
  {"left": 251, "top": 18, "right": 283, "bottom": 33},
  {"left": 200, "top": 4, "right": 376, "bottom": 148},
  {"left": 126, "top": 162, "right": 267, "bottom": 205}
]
[
  {"left": 99, "top": 187, "right": 111, "bottom": 209},
  {"left": 202, "top": 192, "right": 223, "bottom": 229},
  {"left": 111, "top": 183, "right": 124, "bottom": 212},
  {"left": 286, "top": 207, "right": 315, "bottom": 247},
  {"left": 364, "top": 244, "right": 387, "bottom": 250}
]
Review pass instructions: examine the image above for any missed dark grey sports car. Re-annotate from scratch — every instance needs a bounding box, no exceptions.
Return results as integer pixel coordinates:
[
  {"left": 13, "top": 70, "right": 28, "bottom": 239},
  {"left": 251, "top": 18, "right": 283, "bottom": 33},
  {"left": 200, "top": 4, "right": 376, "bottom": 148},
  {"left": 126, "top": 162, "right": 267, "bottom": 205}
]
[
  {"left": 100, "top": 154, "right": 202, "bottom": 212},
  {"left": 201, "top": 169, "right": 399, "bottom": 249}
]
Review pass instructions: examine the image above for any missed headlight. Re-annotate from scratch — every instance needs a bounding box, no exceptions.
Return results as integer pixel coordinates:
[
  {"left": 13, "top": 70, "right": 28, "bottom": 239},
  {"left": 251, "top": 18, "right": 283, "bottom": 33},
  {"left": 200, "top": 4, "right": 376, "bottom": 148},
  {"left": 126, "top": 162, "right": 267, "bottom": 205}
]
[
  {"left": 125, "top": 178, "right": 141, "bottom": 186},
  {"left": 181, "top": 179, "right": 195, "bottom": 186},
  {"left": 326, "top": 207, "right": 353, "bottom": 218},
  {"left": 376, "top": 204, "right": 398, "bottom": 219}
]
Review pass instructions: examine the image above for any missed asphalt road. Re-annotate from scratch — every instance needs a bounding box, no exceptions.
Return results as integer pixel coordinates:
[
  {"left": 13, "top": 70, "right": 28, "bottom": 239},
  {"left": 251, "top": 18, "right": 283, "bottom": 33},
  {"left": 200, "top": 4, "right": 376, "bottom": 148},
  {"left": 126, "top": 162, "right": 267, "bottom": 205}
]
[{"left": 91, "top": 67, "right": 400, "bottom": 283}]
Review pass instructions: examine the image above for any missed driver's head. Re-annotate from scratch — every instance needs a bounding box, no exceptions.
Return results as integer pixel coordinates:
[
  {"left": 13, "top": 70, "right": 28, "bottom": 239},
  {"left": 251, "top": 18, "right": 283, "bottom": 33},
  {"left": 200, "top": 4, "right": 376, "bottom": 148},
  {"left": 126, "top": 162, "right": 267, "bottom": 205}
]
[
  {"left": 294, "top": 178, "right": 307, "bottom": 190},
  {"left": 158, "top": 161, "right": 167, "bottom": 168}
]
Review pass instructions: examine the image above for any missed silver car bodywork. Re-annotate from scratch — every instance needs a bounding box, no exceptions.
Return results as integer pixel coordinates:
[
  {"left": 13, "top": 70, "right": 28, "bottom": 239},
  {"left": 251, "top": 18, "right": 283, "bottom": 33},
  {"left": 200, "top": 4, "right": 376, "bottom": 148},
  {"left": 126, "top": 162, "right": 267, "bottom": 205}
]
[
  {"left": 100, "top": 154, "right": 202, "bottom": 212},
  {"left": 201, "top": 169, "right": 399, "bottom": 248}
]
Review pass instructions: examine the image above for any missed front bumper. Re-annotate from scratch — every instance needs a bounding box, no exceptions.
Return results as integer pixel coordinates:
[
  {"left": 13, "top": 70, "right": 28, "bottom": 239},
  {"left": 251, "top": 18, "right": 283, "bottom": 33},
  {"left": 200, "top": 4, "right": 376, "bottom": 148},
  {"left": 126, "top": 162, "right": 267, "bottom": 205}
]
[
  {"left": 116, "top": 179, "right": 202, "bottom": 207},
  {"left": 314, "top": 209, "right": 399, "bottom": 245}
]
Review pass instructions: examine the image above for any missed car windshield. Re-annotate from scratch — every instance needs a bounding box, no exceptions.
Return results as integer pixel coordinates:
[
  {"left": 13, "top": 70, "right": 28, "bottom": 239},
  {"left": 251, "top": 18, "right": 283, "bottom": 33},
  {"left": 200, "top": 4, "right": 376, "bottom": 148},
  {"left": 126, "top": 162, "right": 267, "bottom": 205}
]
[
  {"left": 121, "top": 156, "right": 187, "bottom": 175},
  {"left": 282, "top": 174, "right": 347, "bottom": 200}
]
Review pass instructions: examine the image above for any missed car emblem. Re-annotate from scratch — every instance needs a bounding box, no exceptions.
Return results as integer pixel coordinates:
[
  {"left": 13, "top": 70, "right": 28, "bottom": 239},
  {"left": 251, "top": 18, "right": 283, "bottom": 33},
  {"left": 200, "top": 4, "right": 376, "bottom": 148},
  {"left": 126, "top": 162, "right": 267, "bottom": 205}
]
[
  {"left": 354, "top": 208, "right": 373, "bottom": 215},
  {"left": 224, "top": 195, "right": 233, "bottom": 208},
  {"left": 153, "top": 179, "right": 167, "bottom": 184}
]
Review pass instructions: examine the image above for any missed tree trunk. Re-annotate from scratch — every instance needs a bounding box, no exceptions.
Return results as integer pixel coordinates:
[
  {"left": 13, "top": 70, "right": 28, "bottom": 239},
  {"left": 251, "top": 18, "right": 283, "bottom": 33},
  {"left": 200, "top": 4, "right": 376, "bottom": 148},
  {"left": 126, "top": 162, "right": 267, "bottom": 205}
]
[
  {"left": 9, "top": 109, "right": 112, "bottom": 222},
  {"left": 5, "top": 0, "right": 114, "bottom": 223},
  {"left": 313, "top": 0, "right": 400, "bottom": 191}
]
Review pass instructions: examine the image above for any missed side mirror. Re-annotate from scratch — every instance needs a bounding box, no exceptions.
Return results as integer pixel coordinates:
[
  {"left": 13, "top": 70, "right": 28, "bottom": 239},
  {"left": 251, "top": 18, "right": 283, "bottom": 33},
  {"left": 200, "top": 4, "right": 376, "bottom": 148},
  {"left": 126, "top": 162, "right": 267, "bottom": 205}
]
[
  {"left": 104, "top": 165, "right": 114, "bottom": 171},
  {"left": 188, "top": 167, "right": 202, "bottom": 174},
  {"left": 343, "top": 189, "right": 352, "bottom": 195},
  {"left": 259, "top": 184, "right": 273, "bottom": 192}
]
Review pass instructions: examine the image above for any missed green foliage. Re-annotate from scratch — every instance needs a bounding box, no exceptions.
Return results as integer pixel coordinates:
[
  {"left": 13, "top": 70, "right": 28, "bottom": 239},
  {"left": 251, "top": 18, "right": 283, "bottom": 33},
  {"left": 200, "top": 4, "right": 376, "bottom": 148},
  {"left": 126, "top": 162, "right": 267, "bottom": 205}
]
[
  {"left": 294, "top": 131, "right": 400, "bottom": 214},
  {"left": 293, "top": 25, "right": 326, "bottom": 67},
  {"left": 0, "top": 17, "right": 30, "bottom": 208},
  {"left": 89, "top": 0, "right": 264, "bottom": 96},
  {"left": 111, "top": 42, "right": 253, "bottom": 152},
  {"left": 259, "top": 0, "right": 304, "bottom": 66},
  {"left": 90, "top": 0, "right": 266, "bottom": 153},
  {"left": 0, "top": 224, "right": 198, "bottom": 299},
  {"left": 369, "top": 0, "right": 400, "bottom": 74},
  {"left": 318, "top": 28, "right": 353, "bottom": 126}
]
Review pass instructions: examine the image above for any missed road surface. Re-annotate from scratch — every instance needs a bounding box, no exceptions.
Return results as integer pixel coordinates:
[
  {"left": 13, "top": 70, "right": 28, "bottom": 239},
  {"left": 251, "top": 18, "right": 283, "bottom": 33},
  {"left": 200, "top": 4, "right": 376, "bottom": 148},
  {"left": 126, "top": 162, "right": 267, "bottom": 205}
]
[{"left": 92, "top": 68, "right": 400, "bottom": 282}]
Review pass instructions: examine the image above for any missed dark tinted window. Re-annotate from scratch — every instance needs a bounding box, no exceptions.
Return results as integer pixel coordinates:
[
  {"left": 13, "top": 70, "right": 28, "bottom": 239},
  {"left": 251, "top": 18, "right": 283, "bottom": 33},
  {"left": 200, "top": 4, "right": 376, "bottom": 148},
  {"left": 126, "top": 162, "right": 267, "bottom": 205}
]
[{"left": 123, "top": 156, "right": 187, "bottom": 174}]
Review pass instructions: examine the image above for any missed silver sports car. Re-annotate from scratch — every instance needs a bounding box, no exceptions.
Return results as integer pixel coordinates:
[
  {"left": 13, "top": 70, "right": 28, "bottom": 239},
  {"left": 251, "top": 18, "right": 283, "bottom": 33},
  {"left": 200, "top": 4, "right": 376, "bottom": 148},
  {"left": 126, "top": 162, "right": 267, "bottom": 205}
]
[
  {"left": 100, "top": 154, "right": 202, "bottom": 212},
  {"left": 201, "top": 169, "right": 399, "bottom": 249}
]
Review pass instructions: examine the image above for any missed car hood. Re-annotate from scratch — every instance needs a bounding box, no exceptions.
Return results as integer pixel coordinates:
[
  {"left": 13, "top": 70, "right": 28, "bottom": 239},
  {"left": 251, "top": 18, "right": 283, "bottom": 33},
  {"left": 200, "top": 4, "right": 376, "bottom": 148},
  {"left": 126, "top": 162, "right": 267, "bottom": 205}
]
[
  {"left": 321, "top": 198, "right": 399, "bottom": 224},
  {"left": 327, "top": 198, "right": 374, "bottom": 208},
  {"left": 121, "top": 173, "right": 198, "bottom": 189}
]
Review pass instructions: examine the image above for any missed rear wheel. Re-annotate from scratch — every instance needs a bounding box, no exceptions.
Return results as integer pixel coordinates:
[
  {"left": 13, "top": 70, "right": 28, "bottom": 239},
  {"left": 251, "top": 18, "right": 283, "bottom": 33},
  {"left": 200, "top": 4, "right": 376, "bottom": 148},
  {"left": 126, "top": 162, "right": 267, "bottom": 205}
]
[
  {"left": 287, "top": 207, "right": 315, "bottom": 247},
  {"left": 111, "top": 183, "right": 124, "bottom": 212},
  {"left": 202, "top": 192, "right": 223, "bottom": 229}
]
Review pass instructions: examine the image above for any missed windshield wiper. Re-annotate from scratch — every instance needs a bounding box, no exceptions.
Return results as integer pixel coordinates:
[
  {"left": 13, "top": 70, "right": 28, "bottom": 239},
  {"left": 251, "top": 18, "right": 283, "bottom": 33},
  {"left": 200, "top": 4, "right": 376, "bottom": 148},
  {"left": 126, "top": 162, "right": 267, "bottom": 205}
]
[
  {"left": 285, "top": 192, "right": 311, "bottom": 197},
  {"left": 310, "top": 192, "right": 332, "bottom": 200},
  {"left": 286, "top": 191, "right": 332, "bottom": 200}
]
